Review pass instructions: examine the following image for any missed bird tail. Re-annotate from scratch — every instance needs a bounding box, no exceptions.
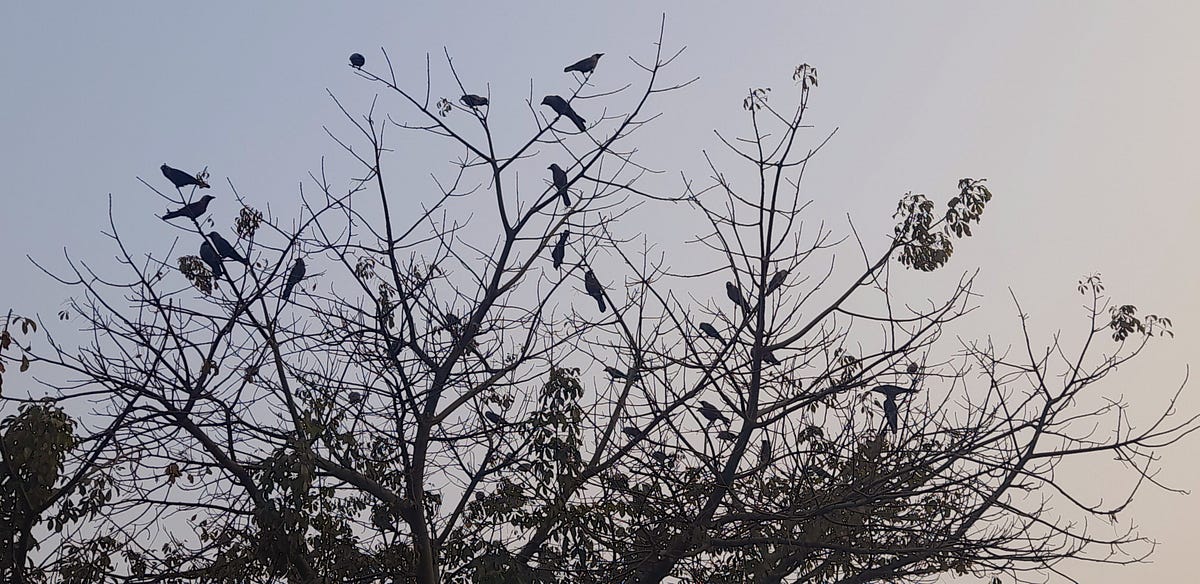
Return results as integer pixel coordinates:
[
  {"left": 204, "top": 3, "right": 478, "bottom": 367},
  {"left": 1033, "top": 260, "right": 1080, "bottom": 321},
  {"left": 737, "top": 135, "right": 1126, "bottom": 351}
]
[
  {"left": 561, "top": 190, "right": 571, "bottom": 206},
  {"left": 568, "top": 113, "right": 587, "bottom": 132},
  {"left": 161, "top": 211, "right": 180, "bottom": 221},
  {"left": 597, "top": 296, "right": 606, "bottom": 312},
  {"left": 281, "top": 283, "right": 294, "bottom": 301}
]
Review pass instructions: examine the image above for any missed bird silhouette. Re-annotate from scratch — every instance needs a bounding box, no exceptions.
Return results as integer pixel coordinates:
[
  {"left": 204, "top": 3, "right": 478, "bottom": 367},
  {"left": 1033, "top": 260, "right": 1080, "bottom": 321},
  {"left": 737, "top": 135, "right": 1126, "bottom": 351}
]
[
  {"left": 564, "top": 53, "right": 604, "bottom": 74},
  {"left": 161, "top": 164, "right": 210, "bottom": 190},
  {"left": 349, "top": 53, "right": 365, "bottom": 68},
  {"left": 726, "top": 281, "right": 749, "bottom": 312},
  {"left": 622, "top": 426, "right": 643, "bottom": 439},
  {"left": 199, "top": 241, "right": 224, "bottom": 278},
  {"left": 699, "top": 400, "right": 731, "bottom": 424},
  {"left": 759, "top": 438, "right": 772, "bottom": 466},
  {"left": 484, "top": 411, "right": 505, "bottom": 425},
  {"left": 281, "top": 258, "right": 306, "bottom": 301},
  {"left": 208, "top": 232, "right": 248, "bottom": 265},
  {"left": 551, "top": 231, "right": 568, "bottom": 270},
  {"left": 604, "top": 366, "right": 627, "bottom": 381},
  {"left": 584, "top": 269, "right": 606, "bottom": 312},
  {"left": 162, "top": 195, "right": 215, "bottom": 221},
  {"left": 541, "top": 95, "right": 587, "bottom": 132},
  {"left": 753, "top": 346, "right": 781, "bottom": 366},
  {"left": 549, "top": 163, "right": 571, "bottom": 206},
  {"left": 460, "top": 94, "right": 488, "bottom": 108},
  {"left": 650, "top": 450, "right": 671, "bottom": 464},
  {"left": 698, "top": 322, "right": 723, "bottom": 342},
  {"left": 766, "top": 269, "right": 789, "bottom": 295},
  {"left": 870, "top": 384, "right": 917, "bottom": 433},
  {"left": 716, "top": 430, "right": 737, "bottom": 442}
]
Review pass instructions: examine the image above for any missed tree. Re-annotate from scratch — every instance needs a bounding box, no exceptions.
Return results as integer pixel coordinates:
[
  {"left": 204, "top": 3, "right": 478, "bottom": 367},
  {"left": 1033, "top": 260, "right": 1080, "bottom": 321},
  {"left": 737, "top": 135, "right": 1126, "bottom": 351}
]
[{"left": 1, "top": 29, "right": 1195, "bottom": 584}]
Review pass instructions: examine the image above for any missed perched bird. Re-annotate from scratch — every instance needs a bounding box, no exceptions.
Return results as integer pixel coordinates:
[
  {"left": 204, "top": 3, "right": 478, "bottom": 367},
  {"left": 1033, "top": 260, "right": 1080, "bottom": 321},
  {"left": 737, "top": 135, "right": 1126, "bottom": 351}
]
[
  {"left": 766, "top": 269, "right": 789, "bottom": 295},
  {"left": 199, "top": 241, "right": 224, "bottom": 278},
  {"left": 650, "top": 450, "right": 671, "bottom": 464},
  {"left": 698, "top": 400, "right": 731, "bottom": 425},
  {"left": 548, "top": 163, "right": 571, "bottom": 206},
  {"left": 484, "top": 411, "right": 505, "bottom": 425},
  {"left": 605, "top": 366, "right": 627, "bottom": 380},
  {"left": 460, "top": 94, "right": 489, "bottom": 108},
  {"left": 726, "top": 281, "right": 750, "bottom": 312},
  {"left": 281, "top": 258, "right": 306, "bottom": 301},
  {"left": 540, "top": 95, "right": 587, "bottom": 132},
  {"left": 349, "top": 53, "right": 365, "bottom": 68},
  {"left": 584, "top": 269, "right": 606, "bottom": 312},
  {"left": 759, "top": 438, "right": 772, "bottom": 466},
  {"left": 870, "top": 384, "right": 917, "bottom": 433},
  {"left": 906, "top": 362, "right": 920, "bottom": 375},
  {"left": 622, "top": 426, "right": 643, "bottom": 439},
  {"left": 161, "top": 164, "right": 210, "bottom": 190},
  {"left": 698, "top": 322, "right": 723, "bottom": 342},
  {"left": 564, "top": 53, "right": 604, "bottom": 75},
  {"left": 551, "top": 230, "right": 569, "bottom": 270},
  {"left": 162, "top": 194, "right": 215, "bottom": 221},
  {"left": 348, "top": 391, "right": 364, "bottom": 404},
  {"left": 716, "top": 430, "right": 737, "bottom": 442},
  {"left": 753, "top": 346, "right": 781, "bottom": 366},
  {"left": 207, "top": 232, "right": 248, "bottom": 265}
]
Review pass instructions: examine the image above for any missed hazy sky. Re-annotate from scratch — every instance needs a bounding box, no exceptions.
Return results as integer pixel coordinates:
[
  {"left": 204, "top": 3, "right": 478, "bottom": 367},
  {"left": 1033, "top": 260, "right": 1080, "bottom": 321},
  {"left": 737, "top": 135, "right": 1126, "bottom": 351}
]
[{"left": 2, "top": 2, "right": 1197, "bottom": 582}]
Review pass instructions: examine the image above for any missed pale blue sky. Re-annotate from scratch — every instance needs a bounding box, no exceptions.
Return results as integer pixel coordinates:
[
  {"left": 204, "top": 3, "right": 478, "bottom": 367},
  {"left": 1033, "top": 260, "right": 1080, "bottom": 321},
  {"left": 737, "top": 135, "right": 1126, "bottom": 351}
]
[{"left": 2, "top": 3, "right": 1197, "bottom": 581}]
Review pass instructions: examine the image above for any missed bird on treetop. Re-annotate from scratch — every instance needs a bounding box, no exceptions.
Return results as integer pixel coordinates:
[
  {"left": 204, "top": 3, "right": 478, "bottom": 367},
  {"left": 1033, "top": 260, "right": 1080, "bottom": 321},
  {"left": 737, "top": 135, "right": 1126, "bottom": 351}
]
[
  {"left": 208, "top": 232, "right": 248, "bottom": 265},
  {"left": 698, "top": 322, "right": 723, "bottom": 342},
  {"left": 699, "top": 400, "right": 731, "bottom": 424},
  {"left": 564, "top": 53, "right": 604, "bottom": 74},
  {"left": 541, "top": 95, "right": 587, "bottom": 132},
  {"left": 549, "top": 163, "right": 571, "bottom": 206},
  {"left": 584, "top": 269, "right": 606, "bottom": 312},
  {"left": 161, "top": 164, "right": 210, "bottom": 190},
  {"left": 199, "top": 241, "right": 224, "bottom": 279},
  {"left": 281, "top": 258, "right": 306, "bottom": 302},
  {"left": 162, "top": 195, "right": 215, "bottom": 222},
  {"left": 552, "top": 230, "right": 569, "bottom": 270},
  {"left": 349, "top": 53, "right": 365, "bottom": 68},
  {"left": 726, "top": 281, "right": 749, "bottom": 312},
  {"left": 460, "top": 94, "right": 488, "bottom": 108}
]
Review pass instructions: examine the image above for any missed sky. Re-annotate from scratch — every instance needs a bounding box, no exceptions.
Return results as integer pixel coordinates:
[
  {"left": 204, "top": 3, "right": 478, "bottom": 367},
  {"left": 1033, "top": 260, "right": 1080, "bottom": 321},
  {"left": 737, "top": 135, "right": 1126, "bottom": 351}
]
[{"left": 1, "top": 2, "right": 1198, "bottom": 582}]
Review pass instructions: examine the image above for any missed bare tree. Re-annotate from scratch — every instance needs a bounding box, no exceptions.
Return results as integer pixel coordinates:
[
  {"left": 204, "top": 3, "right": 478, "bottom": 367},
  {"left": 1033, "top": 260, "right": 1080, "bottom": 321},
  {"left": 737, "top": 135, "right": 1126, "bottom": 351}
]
[{"left": 1, "top": 27, "right": 1195, "bottom": 584}]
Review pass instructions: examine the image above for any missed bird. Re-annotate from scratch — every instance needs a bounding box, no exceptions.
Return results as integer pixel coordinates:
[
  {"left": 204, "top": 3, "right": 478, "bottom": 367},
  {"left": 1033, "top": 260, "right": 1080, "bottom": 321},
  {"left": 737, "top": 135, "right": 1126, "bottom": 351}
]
[
  {"left": 484, "top": 411, "right": 505, "bottom": 425},
  {"left": 564, "top": 53, "right": 604, "bottom": 75},
  {"left": 541, "top": 95, "right": 587, "bottom": 132},
  {"left": 349, "top": 53, "right": 365, "bottom": 68},
  {"left": 622, "top": 426, "right": 643, "bottom": 439},
  {"left": 753, "top": 346, "right": 781, "bottom": 366},
  {"left": 604, "top": 366, "right": 627, "bottom": 381},
  {"left": 460, "top": 94, "right": 488, "bottom": 108},
  {"left": 207, "top": 232, "right": 248, "bottom": 265},
  {"left": 199, "top": 241, "right": 224, "bottom": 278},
  {"left": 551, "top": 231, "right": 568, "bottom": 270},
  {"left": 698, "top": 400, "right": 731, "bottom": 425},
  {"left": 584, "top": 269, "right": 606, "bottom": 312},
  {"left": 548, "top": 163, "right": 571, "bottom": 206},
  {"left": 716, "top": 430, "right": 737, "bottom": 442},
  {"left": 161, "top": 164, "right": 210, "bottom": 190},
  {"left": 726, "top": 281, "right": 750, "bottom": 312},
  {"left": 348, "top": 391, "right": 364, "bottom": 404},
  {"left": 162, "top": 195, "right": 215, "bottom": 221},
  {"left": 766, "top": 269, "right": 789, "bottom": 295},
  {"left": 281, "top": 258, "right": 306, "bottom": 301},
  {"left": 870, "top": 384, "right": 917, "bottom": 433},
  {"left": 650, "top": 450, "right": 671, "bottom": 464},
  {"left": 759, "top": 438, "right": 772, "bottom": 466},
  {"left": 906, "top": 362, "right": 920, "bottom": 375},
  {"left": 698, "top": 322, "right": 723, "bottom": 342}
]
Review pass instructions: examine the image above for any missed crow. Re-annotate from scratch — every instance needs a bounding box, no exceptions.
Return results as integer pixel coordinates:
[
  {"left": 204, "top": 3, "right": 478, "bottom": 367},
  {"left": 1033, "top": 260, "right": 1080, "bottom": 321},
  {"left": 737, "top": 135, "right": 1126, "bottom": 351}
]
[
  {"left": 281, "top": 258, "right": 306, "bottom": 301},
  {"left": 551, "top": 230, "right": 569, "bottom": 270},
  {"left": 349, "top": 53, "right": 365, "bottom": 68},
  {"left": 759, "top": 438, "right": 772, "bottom": 466},
  {"left": 766, "top": 269, "right": 789, "bottom": 295},
  {"left": 716, "top": 430, "right": 737, "bottom": 442},
  {"left": 622, "top": 426, "right": 643, "bottom": 439},
  {"left": 870, "top": 384, "right": 917, "bottom": 433},
  {"left": 484, "top": 411, "right": 505, "bottom": 425},
  {"left": 162, "top": 195, "right": 215, "bottom": 221},
  {"left": 753, "top": 346, "right": 781, "bottom": 366},
  {"left": 199, "top": 241, "right": 224, "bottom": 278},
  {"left": 726, "top": 281, "right": 749, "bottom": 312},
  {"left": 549, "top": 163, "right": 571, "bottom": 206},
  {"left": 604, "top": 366, "right": 627, "bottom": 381},
  {"left": 698, "top": 322, "right": 723, "bottom": 342},
  {"left": 161, "top": 164, "right": 210, "bottom": 189},
  {"left": 540, "top": 95, "right": 587, "bottom": 132},
  {"left": 564, "top": 53, "right": 603, "bottom": 74},
  {"left": 460, "top": 94, "right": 488, "bottom": 108},
  {"left": 584, "top": 269, "right": 606, "bottom": 312},
  {"left": 699, "top": 400, "right": 731, "bottom": 424},
  {"left": 207, "top": 232, "right": 248, "bottom": 265}
]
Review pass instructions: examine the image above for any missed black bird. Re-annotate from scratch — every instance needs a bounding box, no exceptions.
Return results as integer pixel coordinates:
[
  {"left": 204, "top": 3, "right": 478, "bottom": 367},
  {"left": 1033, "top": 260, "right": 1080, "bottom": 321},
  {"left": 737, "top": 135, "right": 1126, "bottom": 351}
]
[
  {"left": 386, "top": 338, "right": 405, "bottom": 359},
  {"left": 161, "top": 164, "right": 210, "bottom": 190},
  {"left": 348, "top": 391, "right": 364, "bottom": 404},
  {"left": 484, "top": 411, "right": 505, "bottom": 425},
  {"left": 564, "top": 53, "right": 604, "bottom": 74},
  {"left": 162, "top": 194, "right": 215, "bottom": 221},
  {"left": 726, "top": 281, "right": 749, "bottom": 312},
  {"left": 698, "top": 400, "right": 731, "bottom": 425},
  {"left": 870, "top": 384, "right": 917, "bottom": 433},
  {"left": 207, "top": 232, "right": 248, "bottom": 265},
  {"left": 622, "top": 426, "right": 643, "bottom": 439},
  {"left": 541, "top": 95, "right": 587, "bottom": 132},
  {"left": 650, "top": 450, "right": 671, "bottom": 464},
  {"left": 584, "top": 269, "right": 606, "bottom": 312},
  {"left": 460, "top": 94, "right": 489, "bottom": 108},
  {"left": 199, "top": 241, "right": 224, "bottom": 278},
  {"left": 604, "top": 366, "right": 627, "bottom": 381},
  {"left": 766, "top": 269, "right": 789, "bottom": 295},
  {"left": 548, "top": 163, "right": 571, "bottom": 206},
  {"left": 906, "top": 362, "right": 921, "bottom": 375},
  {"left": 716, "top": 430, "right": 737, "bottom": 442},
  {"left": 753, "top": 346, "right": 781, "bottom": 366},
  {"left": 281, "top": 258, "right": 306, "bottom": 301},
  {"left": 698, "top": 322, "right": 723, "bottom": 342},
  {"left": 759, "top": 438, "right": 772, "bottom": 466},
  {"left": 551, "top": 230, "right": 568, "bottom": 270},
  {"left": 349, "top": 53, "right": 365, "bottom": 68}
]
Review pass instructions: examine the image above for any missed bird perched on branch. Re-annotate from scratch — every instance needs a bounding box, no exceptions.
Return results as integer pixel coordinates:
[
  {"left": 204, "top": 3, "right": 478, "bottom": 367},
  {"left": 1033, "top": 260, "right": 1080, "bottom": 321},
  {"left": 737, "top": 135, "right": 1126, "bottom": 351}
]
[
  {"left": 605, "top": 366, "right": 627, "bottom": 381},
  {"left": 726, "top": 281, "right": 750, "bottom": 312},
  {"left": 484, "top": 411, "right": 505, "bottom": 425},
  {"left": 564, "top": 53, "right": 604, "bottom": 74},
  {"left": 584, "top": 269, "right": 606, "bottom": 312},
  {"left": 716, "top": 430, "right": 737, "bottom": 442},
  {"left": 281, "top": 258, "right": 306, "bottom": 301},
  {"left": 753, "top": 346, "right": 781, "bottom": 366},
  {"left": 199, "top": 241, "right": 224, "bottom": 278},
  {"left": 622, "top": 426, "right": 643, "bottom": 439},
  {"left": 161, "top": 164, "right": 210, "bottom": 190},
  {"left": 162, "top": 195, "right": 215, "bottom": 221},
  {"left": 698, "top": 322, "right": 723, "bottom": 342},
  {"left": 698, "top": 400, "right": 731, "bottom": 425},
  {"left": 870, "top": 384, "right": 917, "bottom": 433},
  {"left": 460, "top": 94, "right": 488, "bottom": 108},
  {"left": 549, "top": 163, "right": 571, "bottom": 206},
  {"left": 541, "top": 95, "right": 587, "bottom": 132},
  {"left": 766, "top": 269, "right": 789, "bottom": 295},
  {"left": 208, "top": 232, "right": 248, "bottom": 265},
  {"left": 551, "top": 230, "right": 568, "bottom": 270},
  {"left": 349, "top": 53, "right": 365, "bottom": 68}
]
